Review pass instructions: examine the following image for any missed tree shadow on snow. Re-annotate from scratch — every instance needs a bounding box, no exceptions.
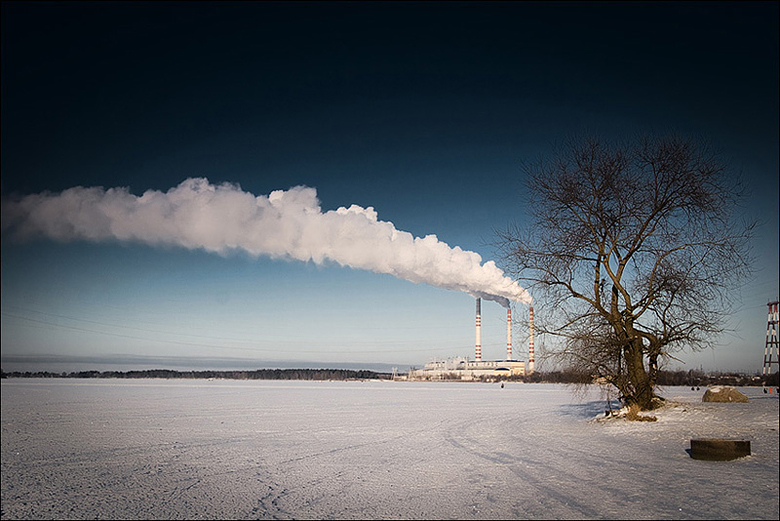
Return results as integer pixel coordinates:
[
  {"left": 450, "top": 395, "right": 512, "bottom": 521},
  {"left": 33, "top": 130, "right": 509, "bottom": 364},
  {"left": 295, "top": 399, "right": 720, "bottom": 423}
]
[{"left": 558, "top": 399, "right": 623, "bottom": 419}]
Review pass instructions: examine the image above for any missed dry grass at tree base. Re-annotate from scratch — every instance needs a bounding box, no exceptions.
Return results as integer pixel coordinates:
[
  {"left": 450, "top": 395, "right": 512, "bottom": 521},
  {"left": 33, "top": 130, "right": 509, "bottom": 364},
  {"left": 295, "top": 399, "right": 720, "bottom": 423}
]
[
  {"left": 597, "top": 403, "right": 659, "bottom": 422},
  {"left": 625, "top": 403, "right": 658, "bottom": 422}
]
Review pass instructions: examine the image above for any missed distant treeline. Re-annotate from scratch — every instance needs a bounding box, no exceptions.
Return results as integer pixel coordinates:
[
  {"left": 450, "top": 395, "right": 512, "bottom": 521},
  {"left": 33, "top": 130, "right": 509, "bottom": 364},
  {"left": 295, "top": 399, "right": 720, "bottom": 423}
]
[
  {"left": 412, "top": 368, "right": 778, "bottom": 387},
  {"left": 1, "top": 367, "right": 777, "bottom": 386},
  {"left": 0, "top": 368, "right": 393, "bottom": 381},
  {"left": 521, "top": 369, "right": 777, "bottom": 387},
  {"left": 654, "top": 369, "right": 778, "bottom": 387}
]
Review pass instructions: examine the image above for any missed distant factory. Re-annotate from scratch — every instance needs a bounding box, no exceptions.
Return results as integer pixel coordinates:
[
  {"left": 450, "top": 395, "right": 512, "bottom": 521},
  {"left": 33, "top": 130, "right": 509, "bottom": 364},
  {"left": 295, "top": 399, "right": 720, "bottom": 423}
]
[{"left": 408, "top": 298, "right": 535, "bottom": 381}]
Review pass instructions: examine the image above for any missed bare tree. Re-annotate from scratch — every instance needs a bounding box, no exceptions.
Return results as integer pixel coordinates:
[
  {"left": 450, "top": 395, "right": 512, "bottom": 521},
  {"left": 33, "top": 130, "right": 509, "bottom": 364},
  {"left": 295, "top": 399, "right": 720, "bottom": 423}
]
[{"left": 499, "top": 134, "right": 755, "bottom": 410}]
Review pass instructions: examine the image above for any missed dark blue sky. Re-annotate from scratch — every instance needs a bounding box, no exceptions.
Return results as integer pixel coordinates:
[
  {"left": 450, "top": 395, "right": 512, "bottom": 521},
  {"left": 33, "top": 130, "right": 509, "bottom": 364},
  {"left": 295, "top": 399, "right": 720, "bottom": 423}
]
[{"left": 2, "top": 1, "right": 778, "bottom": 372}]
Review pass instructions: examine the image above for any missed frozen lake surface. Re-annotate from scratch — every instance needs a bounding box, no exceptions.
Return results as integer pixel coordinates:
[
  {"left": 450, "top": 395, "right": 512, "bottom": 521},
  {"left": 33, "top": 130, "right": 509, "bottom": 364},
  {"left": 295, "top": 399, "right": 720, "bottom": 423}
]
[{"left": 2, "top": 379, "right": 778, "bottom": 520}]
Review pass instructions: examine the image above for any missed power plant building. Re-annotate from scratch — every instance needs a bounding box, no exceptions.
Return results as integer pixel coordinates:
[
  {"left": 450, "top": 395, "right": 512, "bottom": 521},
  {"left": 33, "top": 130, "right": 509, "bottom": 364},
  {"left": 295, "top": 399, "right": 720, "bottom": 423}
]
[
  {"left": 408, "top": 298, "right": 534, "bottom": 381},
  {"left": 409, "top": 357, "right": 526, "bottom": 380}
]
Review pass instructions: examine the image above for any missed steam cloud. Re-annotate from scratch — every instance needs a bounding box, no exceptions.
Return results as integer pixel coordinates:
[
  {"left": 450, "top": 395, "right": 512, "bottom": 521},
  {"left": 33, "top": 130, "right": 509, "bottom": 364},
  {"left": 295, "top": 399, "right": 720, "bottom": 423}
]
[{"left": 1, "top": 178, "right": 531, "bottom": 307}]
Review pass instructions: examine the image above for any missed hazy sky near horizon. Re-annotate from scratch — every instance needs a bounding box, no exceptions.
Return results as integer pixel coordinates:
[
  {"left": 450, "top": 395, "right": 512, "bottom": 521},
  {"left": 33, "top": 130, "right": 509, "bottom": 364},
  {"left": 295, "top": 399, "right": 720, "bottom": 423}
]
[{"left": 1, "top": 1, "right": 778, "bottom": 373}]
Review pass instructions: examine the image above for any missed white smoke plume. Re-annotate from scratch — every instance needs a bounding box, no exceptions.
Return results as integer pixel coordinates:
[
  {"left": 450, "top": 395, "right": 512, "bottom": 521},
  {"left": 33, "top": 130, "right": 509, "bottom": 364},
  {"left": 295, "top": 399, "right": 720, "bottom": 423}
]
[{"left": 1, "top": 178, "right": 531, "bottom": 307}]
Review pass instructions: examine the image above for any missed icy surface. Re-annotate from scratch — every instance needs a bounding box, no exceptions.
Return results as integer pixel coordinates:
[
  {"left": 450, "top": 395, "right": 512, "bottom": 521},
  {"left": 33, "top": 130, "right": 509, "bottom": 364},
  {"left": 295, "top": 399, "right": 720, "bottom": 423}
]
[{"left": 1, "top": 380, "right": 778, "bottom": 520}]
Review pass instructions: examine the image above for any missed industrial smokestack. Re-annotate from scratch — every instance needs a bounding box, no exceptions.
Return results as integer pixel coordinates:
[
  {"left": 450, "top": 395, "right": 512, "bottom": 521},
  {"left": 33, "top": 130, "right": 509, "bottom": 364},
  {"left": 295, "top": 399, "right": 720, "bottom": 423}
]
[
  {"left": 528, "top": 305, "right": 535, "bottom": 373},
  {"left": 475, "top": 298, "right": 482, "bottom": 361},
  {"left": 506, "top": 308, "right": 512, "bottom": 360}
]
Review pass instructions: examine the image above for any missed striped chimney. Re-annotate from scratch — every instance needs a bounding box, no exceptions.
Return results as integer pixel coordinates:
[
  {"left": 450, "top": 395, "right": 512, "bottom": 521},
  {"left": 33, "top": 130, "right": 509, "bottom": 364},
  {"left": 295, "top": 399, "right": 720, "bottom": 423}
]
[
  {"left": 506, "top": 308, "right": 513, "bottom": 360},
  {"left": 475, "top": 298, "right": 482, "bottom": 361},
  {"left": 528, "top": 305, "right": 535, "bottom": 373}
]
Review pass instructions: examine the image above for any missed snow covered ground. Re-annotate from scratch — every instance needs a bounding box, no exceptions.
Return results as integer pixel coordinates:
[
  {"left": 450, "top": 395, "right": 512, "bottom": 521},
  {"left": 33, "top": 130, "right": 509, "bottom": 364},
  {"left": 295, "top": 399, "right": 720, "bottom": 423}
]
[{"left": 1, "top": 379, "right": 777, "bottom": 520}]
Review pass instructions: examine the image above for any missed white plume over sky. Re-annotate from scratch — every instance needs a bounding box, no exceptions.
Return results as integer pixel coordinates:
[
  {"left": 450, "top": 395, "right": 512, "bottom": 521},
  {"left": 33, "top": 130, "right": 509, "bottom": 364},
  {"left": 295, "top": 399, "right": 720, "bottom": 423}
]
[{"left": 1, "top": 178, "right": 531, "bottom": 307}]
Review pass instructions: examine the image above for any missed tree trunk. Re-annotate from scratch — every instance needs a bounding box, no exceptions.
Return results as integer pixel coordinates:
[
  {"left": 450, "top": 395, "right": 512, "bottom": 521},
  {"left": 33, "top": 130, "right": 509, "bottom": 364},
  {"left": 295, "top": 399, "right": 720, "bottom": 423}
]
[{"left": 624, "top": 339, "right": 654, "bottom": 409}]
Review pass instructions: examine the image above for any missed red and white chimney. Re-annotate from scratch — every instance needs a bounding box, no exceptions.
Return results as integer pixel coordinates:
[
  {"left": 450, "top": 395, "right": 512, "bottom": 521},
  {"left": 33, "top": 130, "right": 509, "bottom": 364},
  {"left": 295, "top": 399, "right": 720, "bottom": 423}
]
[
  {"left": 506, "top": 308, "right": 513, "bottom": 360},
  {"left": 475, "top": 298, "right": 482, "bottom": 361},
  {"left": 528, "top": 305, "right": 535, "bottom": 373}
]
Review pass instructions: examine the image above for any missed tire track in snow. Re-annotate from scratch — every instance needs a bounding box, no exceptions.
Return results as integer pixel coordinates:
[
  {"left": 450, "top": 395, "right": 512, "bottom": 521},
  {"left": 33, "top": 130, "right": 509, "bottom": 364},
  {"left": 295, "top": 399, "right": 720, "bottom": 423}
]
[
  {"left": 443, "top": 416, "right": 604, "bottom": 518},
  {"left": 276, "top": 422, "right": 447, "bottom": 465},
  {"left": 249, "top": 421, "right": 454, "bottom": 518}
]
